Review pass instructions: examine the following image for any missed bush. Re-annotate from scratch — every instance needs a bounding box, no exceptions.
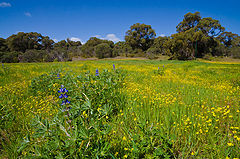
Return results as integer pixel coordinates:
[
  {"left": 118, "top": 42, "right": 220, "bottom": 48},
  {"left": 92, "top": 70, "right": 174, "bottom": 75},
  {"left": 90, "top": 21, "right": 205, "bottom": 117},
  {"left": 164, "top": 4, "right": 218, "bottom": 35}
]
[
  {"left": 0, "top": 51, "right": 19, "bottom": 63},
  {"left": 230, "top": 47, "right": 240, "bottom": 59},
  {"left": 113, "top": 42, "right": 133, "bottom": 57},
  {"left": 20, "top": 50, "right": 48, "bottom": 62},
  {"left": 18, "top": 69, "right": 127, "bottom": 158},
  {"left": 202, "top": 53, "right": 214, "bottom": 61},
  {"left": 95, "top": 43, "right": 113, "bottom": 59},
  {"left": 146, "top": 48, "right": 159, "bottom": 59}
]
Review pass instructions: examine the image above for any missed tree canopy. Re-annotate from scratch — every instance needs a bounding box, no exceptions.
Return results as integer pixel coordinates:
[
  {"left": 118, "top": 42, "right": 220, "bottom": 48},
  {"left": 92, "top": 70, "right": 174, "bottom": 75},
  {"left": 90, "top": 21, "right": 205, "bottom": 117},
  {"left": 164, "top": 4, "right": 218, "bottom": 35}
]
[{"left": 125, "top": 23, "right": 156, "bottom": 51}]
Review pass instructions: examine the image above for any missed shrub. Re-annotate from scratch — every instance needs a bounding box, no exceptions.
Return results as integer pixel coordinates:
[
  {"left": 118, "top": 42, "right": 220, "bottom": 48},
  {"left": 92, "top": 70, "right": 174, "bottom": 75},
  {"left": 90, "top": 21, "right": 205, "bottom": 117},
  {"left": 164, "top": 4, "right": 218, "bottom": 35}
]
[
  {"left": 146, "top": 48, "right": 159, "bottom": 59},
  {"left": 95, "top": 43, "right": 113, "bottom": 59},
  {"left": 18, "top": 68, "right": 127, "bottom": 158},
  {"left": 0, "top": 51, "right": 19, "bottom": 63}
]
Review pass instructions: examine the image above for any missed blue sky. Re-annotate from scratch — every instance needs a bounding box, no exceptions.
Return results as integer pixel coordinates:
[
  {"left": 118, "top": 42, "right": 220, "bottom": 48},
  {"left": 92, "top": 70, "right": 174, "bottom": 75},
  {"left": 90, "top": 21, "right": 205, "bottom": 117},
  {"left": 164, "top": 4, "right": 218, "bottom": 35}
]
[{"left": 0, "top": 0, "right": 240, "bottom": 43}]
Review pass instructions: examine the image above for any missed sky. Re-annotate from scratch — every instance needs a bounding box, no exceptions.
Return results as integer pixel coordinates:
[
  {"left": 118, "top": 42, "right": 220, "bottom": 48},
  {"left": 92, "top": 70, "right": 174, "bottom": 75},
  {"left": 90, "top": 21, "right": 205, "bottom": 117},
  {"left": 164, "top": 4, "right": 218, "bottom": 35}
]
[{"left": 1, "top": 0, "right": 240, "bottom": 44}]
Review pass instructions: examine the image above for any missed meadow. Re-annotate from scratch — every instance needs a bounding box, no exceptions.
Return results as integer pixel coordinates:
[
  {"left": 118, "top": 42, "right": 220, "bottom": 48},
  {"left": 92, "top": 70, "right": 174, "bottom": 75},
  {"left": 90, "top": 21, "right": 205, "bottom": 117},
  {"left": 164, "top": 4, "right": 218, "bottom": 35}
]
[{"left": 0, "top": 59, "right": 240, "bottom": 158}]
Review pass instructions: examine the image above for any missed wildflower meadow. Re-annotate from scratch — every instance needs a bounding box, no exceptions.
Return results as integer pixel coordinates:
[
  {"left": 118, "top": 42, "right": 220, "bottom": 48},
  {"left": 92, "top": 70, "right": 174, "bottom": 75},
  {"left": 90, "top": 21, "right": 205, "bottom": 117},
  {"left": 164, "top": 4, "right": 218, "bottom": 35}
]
[{"left": 0, "top": 59, "right": 240, "bottom": 158}]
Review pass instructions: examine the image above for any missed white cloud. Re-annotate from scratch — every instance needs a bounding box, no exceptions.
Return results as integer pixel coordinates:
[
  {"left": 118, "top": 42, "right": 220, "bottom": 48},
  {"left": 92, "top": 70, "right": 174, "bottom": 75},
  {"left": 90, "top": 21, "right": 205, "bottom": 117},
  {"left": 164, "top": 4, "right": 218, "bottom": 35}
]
[
  {"left": 69, "top": 37, "right": 85, "bottom": 44},
  {"left": 105, "top": 34, "right": 120, "bottom": 42},
  {"left": 24, "top": 12, "right": 32, "bottom": 17},
  {"left": 70, "top": 37, "right": 81, "bottom": 42},
  {"left": 159, "top": 34, "right": 165, "bottom": 37},
  {"left": 93, "top": 34, "right": 120, "bottom": 42},
  {"left": 53, "top": 39, "right": 58, "bottom": 43},
  {"left": 0, "top": 2, "right": 11, "bottom": 7}
]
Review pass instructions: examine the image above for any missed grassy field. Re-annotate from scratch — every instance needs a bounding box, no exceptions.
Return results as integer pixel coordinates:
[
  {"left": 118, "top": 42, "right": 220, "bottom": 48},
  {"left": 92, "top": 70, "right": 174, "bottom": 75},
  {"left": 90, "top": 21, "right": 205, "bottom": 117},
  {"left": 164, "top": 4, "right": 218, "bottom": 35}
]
[{"left": 0, "top": 59, "right": 240, "bottom": 158}]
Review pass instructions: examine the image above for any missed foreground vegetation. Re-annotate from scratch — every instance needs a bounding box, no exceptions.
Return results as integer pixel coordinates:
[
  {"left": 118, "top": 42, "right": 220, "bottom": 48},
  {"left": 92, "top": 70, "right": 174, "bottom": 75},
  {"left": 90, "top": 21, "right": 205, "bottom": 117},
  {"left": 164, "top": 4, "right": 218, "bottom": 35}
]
[{"left": 0, "top": 59, "right": 239, "bottom": 158}]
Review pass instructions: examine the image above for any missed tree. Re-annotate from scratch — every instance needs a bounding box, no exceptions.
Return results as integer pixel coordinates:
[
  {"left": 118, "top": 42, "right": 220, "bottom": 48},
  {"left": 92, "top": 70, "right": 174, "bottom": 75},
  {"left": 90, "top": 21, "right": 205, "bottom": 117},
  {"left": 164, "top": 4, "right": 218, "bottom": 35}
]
[
  {"left": 0, "top": 51, "right": 19, "bottom": 63},
  {"left": 151, "top": 36, "right": 169, "bottom": 55},
  {"left": 6, "top": 32, "right": 56, "bottom": 53},
  {"left": 197, "top": 17, "right": 225, "bottom": 37},
  {"left": 228, "top": 35, "right": 240, "bottom": 58},
  {"left": 95, "top": 43, "right": 113, "bottom": 59},
  {"left": 41, "top": 36, "right": 54, "bottom": 50},
  {"left": 217, "top": 32, "right": 239, "bottom": 48},
  {"left": 54, "top": 40, "right": 69, "bottom": 49},
  {"left": 7, "top": 32, "right": 42, "bottom": 52},
  {"left": 171, "top": 12, "right": 226, "bottom": 59},
  {"left": 67, "top": 38, "right": 82, "bottom": 47},
  {"left": 125, "top": 23, "right": 156, "bottom": 51},
  {"left": 0, "top": 38, "right": 8, "bottom": 52},
  {"left": 176, "top": 12, "right": 201, "bottom": 33},
  {"left": 81, "top": 37, "right": 114, "bottom": 57},
  {"left": 20, "top": 50, "right": 49, "bottom": 62},
  {"left": 113, "top": 41, "right": 133, "bottom": 57}
]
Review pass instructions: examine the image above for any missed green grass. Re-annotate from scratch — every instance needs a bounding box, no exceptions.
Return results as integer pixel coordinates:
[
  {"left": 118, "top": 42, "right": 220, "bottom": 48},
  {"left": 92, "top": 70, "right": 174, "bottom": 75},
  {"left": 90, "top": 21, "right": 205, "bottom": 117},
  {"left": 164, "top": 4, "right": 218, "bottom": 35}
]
[{"left": 0, "top": 59, "right": 240, "bottom": 158}]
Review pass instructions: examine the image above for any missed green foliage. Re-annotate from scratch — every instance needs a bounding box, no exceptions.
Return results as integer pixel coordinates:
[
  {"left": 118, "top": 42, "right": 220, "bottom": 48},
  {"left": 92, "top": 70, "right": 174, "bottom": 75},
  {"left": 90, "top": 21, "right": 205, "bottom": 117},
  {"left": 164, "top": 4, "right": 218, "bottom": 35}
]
[
  {"left": 18, "top": 68, "right": 127, "bottom": 158},
  {"left": 154, "top": 65, "right": 165, "bottom": 75},
  {"left": 113, "top": 41, "right": 133, "bottom": 57},
  {"left": 95, "top": 43, "right": 113, "bottom": 59},
  {"left": 81, "top": 37, "right": 114, "bottom": 58},
  {"left": 169, "top": 12, "right": 229, "bottom": 60},
  {"left": 145, "top": 48, "right": 158, "bottom": 59},
  {"left": 0, "top": 51, "right": 19, "bottom": 63},
  {"left": 125, "top": 23, "right": 156, "bottom": 51},
  {"left": 129, "top": 123, "right": 174, "bottom": 158},
  {"left": 6, "top": 32, "right": 52, "bottom": 53},
  {"left": 1, "top": 60, "right": 240, "bottom": 158},
  {"left": 20, "top": 49, "right": 50, "bottom": 62},
  {"left": 0, "top": 38, "right": 8, "bottom": 52},
  {"left": 176, "top": 12, "right": 201, "bottom": 33},
  {"left": 151, "top": 36, "right": 170, "bottom": 55}
]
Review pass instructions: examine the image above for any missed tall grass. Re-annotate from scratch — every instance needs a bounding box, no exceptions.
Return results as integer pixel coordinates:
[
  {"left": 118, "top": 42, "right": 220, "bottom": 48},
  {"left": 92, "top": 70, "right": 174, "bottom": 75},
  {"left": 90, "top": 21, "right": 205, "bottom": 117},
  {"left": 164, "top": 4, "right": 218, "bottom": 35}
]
[{"left": 0, "top": 59, "right": 239, "bottom": 158}]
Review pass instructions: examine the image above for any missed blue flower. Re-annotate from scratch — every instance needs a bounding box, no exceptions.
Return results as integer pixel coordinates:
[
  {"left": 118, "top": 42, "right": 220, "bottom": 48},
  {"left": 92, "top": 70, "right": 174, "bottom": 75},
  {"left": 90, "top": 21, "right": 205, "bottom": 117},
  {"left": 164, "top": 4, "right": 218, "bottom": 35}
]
[
  {"left": 113, "top": 64, "right": 116, "bottom": 70},
  {"left": 57, "top": 74, "right": 60, "bottom": 79},
  {"left": 58, "top": 87, "right": 68, "bottom": 93},
  {"left": 58, "top": 85, "right": 70, "bottom": 106},
  {"left": 95, "top": 68, "right": 99, "bottom": 76},
  {"left": 66, "top": 99, "right": 70, "bottom": 104},
  {"left": 63, "top": 88, "right": 68, "bottom": 92},
  {"left": 61, "top": 99, "right": 70, "bottom": 105},
  {"left": 58, "top": 88, "right": 64, "bottom": 93},
  {"left": 59, "top": 94, "right": 64, "bottom": 98},
  {"left": 63, "top": 93, "right": 68, "bottom": 98}
]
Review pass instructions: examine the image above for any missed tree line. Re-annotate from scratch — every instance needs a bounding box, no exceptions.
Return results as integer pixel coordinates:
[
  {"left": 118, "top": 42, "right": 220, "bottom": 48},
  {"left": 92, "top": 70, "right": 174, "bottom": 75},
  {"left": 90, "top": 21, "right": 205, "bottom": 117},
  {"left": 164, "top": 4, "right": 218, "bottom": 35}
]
[{"left": 1, "top": 12, "right": 240, "bottom": 63}]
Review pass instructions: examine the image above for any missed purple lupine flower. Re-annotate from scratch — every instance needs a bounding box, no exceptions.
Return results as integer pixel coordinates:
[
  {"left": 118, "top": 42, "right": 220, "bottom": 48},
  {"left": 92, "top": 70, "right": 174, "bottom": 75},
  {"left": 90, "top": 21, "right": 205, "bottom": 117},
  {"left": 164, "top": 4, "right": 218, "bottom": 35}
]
[
  {"left": 95, "top": 68, "right": 99, "bottom": 76},
  {"left": 63, "top": 88, "right": 68, "bottom": 93},
  {"left": 158, "top": 67, "right": 160, "bottom": 70},
  {"left": 58, "top": 88, "right": 64, "bottom": 93},
  {"left": 61, "top": 100, "right": 66, "bottom": 105},
  {"left": 113, "top": 64, "right": 116, "bottom": 70},
  {"left": 59, "top": 94, "right": 64, "bottom": 98},
  {"left": 63, "top": 93, "right": 68, "bottom": 98},
  {"left": 65, "top": 99, "right": 70, "bottom": 104},
  {"left": 163, "top": 65, "right": 164, "bottom": 68},
  {"left": 61, "top": 99, "right": 70, "bottom": 105},
  {"left": 58, "top": 85, "right": 70, "bottom": 106},
  {"left": 57, "top": 74, "right": 60, "bottom": 79}
]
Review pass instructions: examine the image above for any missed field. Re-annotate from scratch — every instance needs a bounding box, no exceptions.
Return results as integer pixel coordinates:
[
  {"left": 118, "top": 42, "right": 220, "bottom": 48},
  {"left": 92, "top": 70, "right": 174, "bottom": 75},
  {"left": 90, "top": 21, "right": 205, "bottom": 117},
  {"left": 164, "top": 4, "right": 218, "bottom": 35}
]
[{"left": 0, "top": 59, "right": 240, "bottom": 158}]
